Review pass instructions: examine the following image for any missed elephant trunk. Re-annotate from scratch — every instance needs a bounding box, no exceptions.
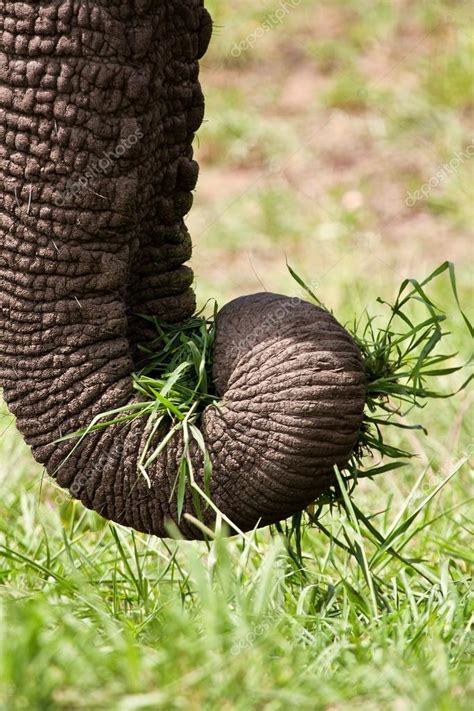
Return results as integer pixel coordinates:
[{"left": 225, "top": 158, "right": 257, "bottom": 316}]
[{"left": 0, "top": 1, "right": 366, "bottom": 539}]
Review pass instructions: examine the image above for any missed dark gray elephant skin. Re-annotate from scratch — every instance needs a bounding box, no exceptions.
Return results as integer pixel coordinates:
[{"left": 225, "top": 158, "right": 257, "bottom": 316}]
[{"left": 0, "top": 1, "right": 366, "bottom": 538}]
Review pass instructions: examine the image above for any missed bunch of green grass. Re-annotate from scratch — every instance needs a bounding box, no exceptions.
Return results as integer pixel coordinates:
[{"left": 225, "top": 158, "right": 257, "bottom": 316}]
[
  {"left": 282, "top": 261, "right": 472, "bottom": 559},
  {"left": 58, "top": 305, "right": 223, "bottom": 526},
  {"left": 62, "top": 262, "right": 471, "bottom": 538}
]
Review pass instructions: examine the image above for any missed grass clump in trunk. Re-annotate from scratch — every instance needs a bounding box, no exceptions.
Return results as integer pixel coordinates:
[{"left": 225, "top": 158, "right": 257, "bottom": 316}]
[
  {"left": 57, "top": 304, "right": 224, "bottom": 528},
  {"left": 281, "top": 261, "right": 472, "bottom": 561},
  {"left": 60, "top": 262, "right": 471, "bottom": 538}
]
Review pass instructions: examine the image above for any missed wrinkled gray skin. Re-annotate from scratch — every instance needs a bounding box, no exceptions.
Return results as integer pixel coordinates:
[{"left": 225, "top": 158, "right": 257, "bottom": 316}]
[{"left": 0, "top": 1, "right": 366, "bottom": 539}]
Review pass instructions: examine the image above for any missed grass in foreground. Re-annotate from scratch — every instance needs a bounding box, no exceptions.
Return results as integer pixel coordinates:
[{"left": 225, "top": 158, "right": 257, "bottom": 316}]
[{"left": 0, "top": 436, "right": 472, "bottom": 709}]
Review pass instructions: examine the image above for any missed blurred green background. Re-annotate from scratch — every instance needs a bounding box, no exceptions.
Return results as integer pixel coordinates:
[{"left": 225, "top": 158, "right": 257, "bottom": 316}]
[
  {"left": 192, "top": 0, "right": 472, "bottom": 313},
  {"left": 1, "top": 1, "right": 472, "bottom": 709}
]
